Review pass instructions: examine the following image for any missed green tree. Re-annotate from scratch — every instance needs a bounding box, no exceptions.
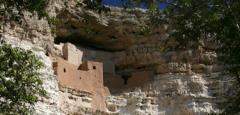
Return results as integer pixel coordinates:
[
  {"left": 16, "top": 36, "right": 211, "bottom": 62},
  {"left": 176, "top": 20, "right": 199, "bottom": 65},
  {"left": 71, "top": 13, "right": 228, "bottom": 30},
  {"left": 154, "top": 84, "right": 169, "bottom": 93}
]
[{"left": 0, "top": 43, "right": 46, "bottom": 114}]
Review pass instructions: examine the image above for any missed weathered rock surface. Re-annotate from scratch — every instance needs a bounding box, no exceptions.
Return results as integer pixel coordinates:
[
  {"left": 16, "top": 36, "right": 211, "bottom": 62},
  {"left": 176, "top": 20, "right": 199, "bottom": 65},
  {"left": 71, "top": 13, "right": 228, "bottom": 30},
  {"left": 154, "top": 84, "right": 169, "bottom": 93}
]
[
  {"left": 105, "top": 72, "right": 230, "bottom": 115},
  {"left": 0, "top": 0, "right": 234, "bottom": 115},
  {"left": 105, "top": 25, "right": 228, "bottom": 114},
  {"left": 1, "top": 36, "right": 62, "bottom": 114},
  {"left": 55, "top": 7, "right": 143, "bottom": 51}
]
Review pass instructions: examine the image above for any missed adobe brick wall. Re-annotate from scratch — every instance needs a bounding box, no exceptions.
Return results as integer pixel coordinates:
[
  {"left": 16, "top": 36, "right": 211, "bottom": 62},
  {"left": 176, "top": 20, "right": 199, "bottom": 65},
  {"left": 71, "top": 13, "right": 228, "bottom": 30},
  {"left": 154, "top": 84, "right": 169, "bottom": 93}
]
[
  {"left": 104, "top": 71, "right": 153, "bottom": 93},
  {"left": 63, "top": 43, "right": 83, "bottom": 65},
  {"left": 54, "top": 57, "right": 110, "bottom": 111},
  {"left": 54, "top": 43, "right": 111, "bottom": 111},
  {"left": 54, "top": 57, "right": 94, "bottom": 92},
  {"left": 77, "top": 46, "right": 116, "bottom": 75}
]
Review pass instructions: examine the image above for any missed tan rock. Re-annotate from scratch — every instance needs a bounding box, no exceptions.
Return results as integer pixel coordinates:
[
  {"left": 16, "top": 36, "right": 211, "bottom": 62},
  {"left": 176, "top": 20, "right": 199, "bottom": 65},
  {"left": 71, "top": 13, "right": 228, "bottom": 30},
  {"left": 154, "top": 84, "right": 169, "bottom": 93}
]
[
  {"left": 192, "top": 64, "right": 206, "bottom": 73},
  {"left": 63, "top": 43, "right": 83, "bottom": 65},
  {"left": 155, "top": 64, "right": 169, "bottom": 74}
]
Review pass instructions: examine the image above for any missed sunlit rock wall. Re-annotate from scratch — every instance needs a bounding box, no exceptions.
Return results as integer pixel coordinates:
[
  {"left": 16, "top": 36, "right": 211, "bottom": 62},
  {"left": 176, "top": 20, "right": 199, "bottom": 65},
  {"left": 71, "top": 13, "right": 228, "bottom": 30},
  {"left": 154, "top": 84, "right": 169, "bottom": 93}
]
[
  {"left": 104, "top": 26, "right": 231, "bottom": 114},
  {"left": 0, "top": 0, "right": 234, "bottom": 114},
  {"left": 1, "top": 36, "right": 62, "bottom": 114}
]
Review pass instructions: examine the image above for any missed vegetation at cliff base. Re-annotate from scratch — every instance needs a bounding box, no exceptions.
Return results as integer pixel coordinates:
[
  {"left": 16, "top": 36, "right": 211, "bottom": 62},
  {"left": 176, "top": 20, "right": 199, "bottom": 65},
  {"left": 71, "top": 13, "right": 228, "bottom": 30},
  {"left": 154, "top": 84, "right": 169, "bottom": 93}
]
[{"left": 0, "top": 43, "right": 46, "bottom": 114}]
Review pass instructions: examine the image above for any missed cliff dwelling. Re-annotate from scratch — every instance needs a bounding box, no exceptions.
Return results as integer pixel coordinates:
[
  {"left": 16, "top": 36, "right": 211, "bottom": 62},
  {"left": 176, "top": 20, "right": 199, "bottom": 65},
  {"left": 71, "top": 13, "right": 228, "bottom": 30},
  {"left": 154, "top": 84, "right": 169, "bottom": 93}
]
[
  {"left": 2, "top": 0, "right": 236, "bottom": 114},
  {"left": 53, "top": 43, "right": 110, "bottom": 111},
  {"left": 53, "top": 43, "right": 153, "bottom": 112}
]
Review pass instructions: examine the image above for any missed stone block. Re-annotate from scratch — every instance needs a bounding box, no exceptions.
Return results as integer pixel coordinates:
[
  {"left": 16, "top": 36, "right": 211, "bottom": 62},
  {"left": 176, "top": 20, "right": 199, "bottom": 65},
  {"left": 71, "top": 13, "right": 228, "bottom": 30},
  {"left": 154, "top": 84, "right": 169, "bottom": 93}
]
[
  {"left": 155, "top": 64, "right": 169, "bottom": 74},
  {"left": 63, "top": 43, "right": 83, "bottom": 65},
  {"left": 54, "top": 57, "right": 109, "bottom": 111},
  {"left": 168, "top": 62, "right": 187, "bottom": 73},
  {"left": 192, "top": 64, "right": 206, "bottom": 73}
]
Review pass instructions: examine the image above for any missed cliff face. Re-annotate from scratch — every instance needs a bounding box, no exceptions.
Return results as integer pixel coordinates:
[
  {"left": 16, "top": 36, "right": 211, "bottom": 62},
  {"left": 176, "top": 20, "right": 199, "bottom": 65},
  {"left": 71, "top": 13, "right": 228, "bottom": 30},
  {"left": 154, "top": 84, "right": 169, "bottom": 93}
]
[
  {"left": 99, "top": 25, "right": 227, "bottom": 115},
  {"left": 0, "top": 0, "right": 233, "bottom": 115},
  {"left": 0, "top": 37, "right": 62, "bottom": 114}
]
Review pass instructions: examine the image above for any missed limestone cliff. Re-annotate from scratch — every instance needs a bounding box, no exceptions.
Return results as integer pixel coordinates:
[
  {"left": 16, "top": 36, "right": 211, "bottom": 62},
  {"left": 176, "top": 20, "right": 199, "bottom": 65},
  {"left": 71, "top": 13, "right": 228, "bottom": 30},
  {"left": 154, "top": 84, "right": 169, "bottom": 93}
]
[{"left": 0, "top": 0, "right": 233, "bottom": 115}]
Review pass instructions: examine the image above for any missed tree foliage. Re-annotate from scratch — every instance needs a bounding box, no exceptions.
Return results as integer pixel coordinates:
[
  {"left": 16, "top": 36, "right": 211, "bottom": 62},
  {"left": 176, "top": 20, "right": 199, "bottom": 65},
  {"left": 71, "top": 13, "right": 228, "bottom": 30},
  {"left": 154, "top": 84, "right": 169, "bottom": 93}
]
[{"left": 0, "top": 43, "right": 46, "bottom": 114}]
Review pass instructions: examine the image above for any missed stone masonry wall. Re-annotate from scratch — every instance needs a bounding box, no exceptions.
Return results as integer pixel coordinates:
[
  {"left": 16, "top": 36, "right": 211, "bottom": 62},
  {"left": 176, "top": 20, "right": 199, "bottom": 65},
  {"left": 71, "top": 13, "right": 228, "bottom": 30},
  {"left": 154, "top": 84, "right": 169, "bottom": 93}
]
[{"left": 53, "top": 43, "right": 110, "bottom": 112}]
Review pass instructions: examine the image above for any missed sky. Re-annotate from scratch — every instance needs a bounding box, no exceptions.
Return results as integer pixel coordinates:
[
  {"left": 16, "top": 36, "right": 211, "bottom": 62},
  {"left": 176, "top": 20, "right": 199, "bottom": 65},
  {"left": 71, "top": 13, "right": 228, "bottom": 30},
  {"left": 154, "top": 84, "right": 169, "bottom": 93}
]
[
  {"left": 102, "top": 0, "right": 167, "bottom": 9},
  {"left": 102, "top": 0, "right": 124, "bottom": 6}
]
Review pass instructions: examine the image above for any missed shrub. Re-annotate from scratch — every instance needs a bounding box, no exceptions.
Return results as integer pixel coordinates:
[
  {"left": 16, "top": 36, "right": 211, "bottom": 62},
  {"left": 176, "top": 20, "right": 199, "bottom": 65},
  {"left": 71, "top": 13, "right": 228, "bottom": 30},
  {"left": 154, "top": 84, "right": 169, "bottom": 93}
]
[{"left": 0, "top": 43, "right": 46, "bottom": 114}]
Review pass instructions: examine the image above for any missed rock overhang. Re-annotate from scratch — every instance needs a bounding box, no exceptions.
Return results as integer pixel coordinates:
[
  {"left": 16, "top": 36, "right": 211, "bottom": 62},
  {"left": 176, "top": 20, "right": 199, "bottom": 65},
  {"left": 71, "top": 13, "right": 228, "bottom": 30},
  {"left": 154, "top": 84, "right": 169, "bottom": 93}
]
[{"left": 55, "top": 8, "right": 147, "bottom": 51}]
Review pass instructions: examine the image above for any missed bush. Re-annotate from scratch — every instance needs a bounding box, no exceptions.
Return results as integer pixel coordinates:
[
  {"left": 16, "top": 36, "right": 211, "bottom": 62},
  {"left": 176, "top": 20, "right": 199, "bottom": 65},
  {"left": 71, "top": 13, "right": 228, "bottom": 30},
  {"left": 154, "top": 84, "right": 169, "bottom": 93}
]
[{"left": 0, "top": 43, "right": 46, "bottom": 114}]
